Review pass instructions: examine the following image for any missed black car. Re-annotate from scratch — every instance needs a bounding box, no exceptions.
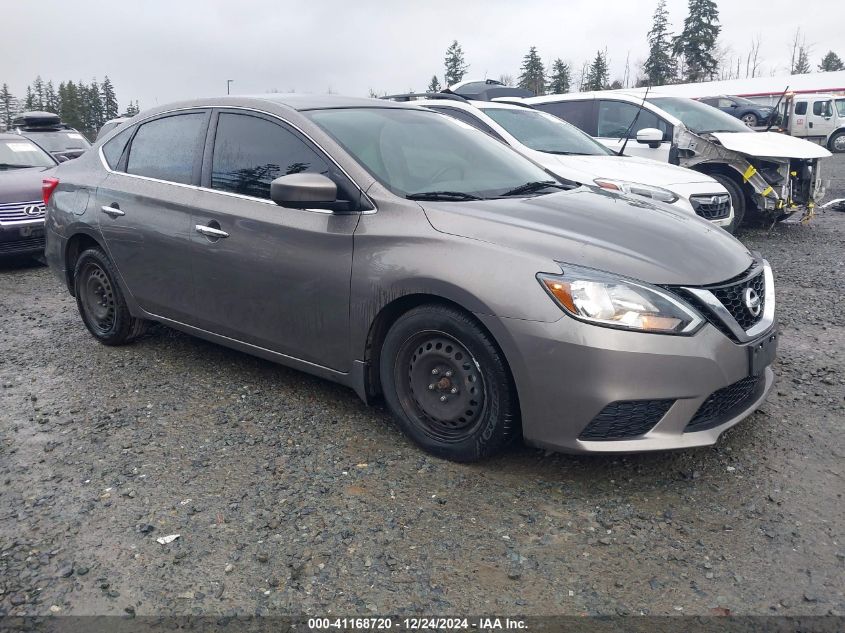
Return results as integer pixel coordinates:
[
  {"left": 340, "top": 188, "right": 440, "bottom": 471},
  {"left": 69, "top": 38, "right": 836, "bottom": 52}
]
[
  {"left": 0, "top": 133, "right": 57, "bottom": 257},
  {"left": 699, "top": 95, "right": 774, "bottom": 127},
  {"left": 11, "top": 111, "right": 91, "bottom": 161}
]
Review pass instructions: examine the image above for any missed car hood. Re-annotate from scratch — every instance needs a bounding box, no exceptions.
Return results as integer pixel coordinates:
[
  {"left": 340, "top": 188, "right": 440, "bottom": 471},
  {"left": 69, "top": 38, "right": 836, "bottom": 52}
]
[
  {"left": 421, "top": 187, "right": 752, "bottom": 286},
  {"left": 709, "top": 131, "right": 831, "bottom": 159},
  {"left": 529, "top": 152, "right": 718, "bottom": 187},
  {"left": 0, "top": 166, "right": 54, "bottom": 204}
]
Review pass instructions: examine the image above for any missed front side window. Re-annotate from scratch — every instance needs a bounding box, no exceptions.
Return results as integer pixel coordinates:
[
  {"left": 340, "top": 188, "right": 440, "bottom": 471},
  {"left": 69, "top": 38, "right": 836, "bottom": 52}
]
[
  {"left": 836, "top": 99, "right": 845, "bottom": 118},
  {"left": 480, "top": 106, "right": 612, "bottom": 156},
  {"left": 812, "top": 101, "right": 832, "bottom": 116},
  {"left": 717, "top": 98, "right": 735, "bottom": 108},
  {"left": 210, "top": 113, "right": 330, "bottom": 199},
  {"left": 0, "top": 139, "right": 56, "bottom": 169},
  {"left": 126, "top": 113, "right": 207, "bottom": 184},
  {"left": 648, "top": 97, "right": 749, "bottom": 134},
  {"left": 306, "top": 107, "right": 557, "bottom": 199},
  {"left": 597, "top": 101, "right": 670, "bottom": 139},
  {"left": 533, "top": 100, "right": 596, "bottom": 135}
]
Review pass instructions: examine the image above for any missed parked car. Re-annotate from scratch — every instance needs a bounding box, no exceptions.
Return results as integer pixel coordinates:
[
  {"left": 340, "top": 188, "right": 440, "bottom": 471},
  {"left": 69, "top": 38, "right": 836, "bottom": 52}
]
[
  {"left": 391, "top": 94, "right": 735, "bottom": 231},
  {"left": 525, "top": 90, "right": 831, "bottom": 227},
  {"left": 699, "top": 95, "right": 775, "bottom": 127},
  {"left": 45, "top": 95, "right": 777, "bottom": 461},
  {"left": 11, "top": 111, "right": 91, "bottom": 161},
  {"left": 95, "top": 117, "right": 130, "bottom": 142},
  {"left": 0, "top": 133, "right": 57, "bottom": 257},
  {"left": 445, "top": 78, "right": 534, "bottom": 101}
]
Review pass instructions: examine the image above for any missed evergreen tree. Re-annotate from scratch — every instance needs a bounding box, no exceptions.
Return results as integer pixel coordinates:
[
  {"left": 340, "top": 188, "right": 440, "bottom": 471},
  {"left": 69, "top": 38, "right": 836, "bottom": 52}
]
[
  {"left": 792, "top": 47, "right": 811, "bottom": 74},
  {"left": 643, "top": 0, "right": 677, "bottom": 86},
  {"left": 33, "top": 76, "right": 45, "bottom": 109},
  {"left": 59, "top": 81, "right": 84, "bottom": 131},
  {"left": 444, "top": 40, "right": 469, "bottom": 87},
  {"left": 24, "top": 86, "right": 35, "bottom": 110},
  {"left": 427, "top": 75, "right": 442, "bottom": 92},
  {"left": 44, "top": 81, "right": 59, "bottom": 113},
  {"left": 86, "top": 80, "right": 105, "bottom": 132},
  {"left": 101, "top": 76, "right": 119, "bottom": 119},
  {"left": 818, "top": 50, "right": 845, "bottom": 72},
  {"left": 673, "top": 0, "right": 721, "bottom": 82},
  {"left": 585, "top": 50, "right": 610, "bottom": 91},
  {"left": 123, "top": 100, "right": 140, "bottom": 117},
  {"left": 517, "top": 46, "right": 546, "bottom": 95},
  {"left": 0, "top": 84, "right": 17, "bottom": 129},
  {"left": 547, "top": 59, "right": 571, "bottom": 94}
]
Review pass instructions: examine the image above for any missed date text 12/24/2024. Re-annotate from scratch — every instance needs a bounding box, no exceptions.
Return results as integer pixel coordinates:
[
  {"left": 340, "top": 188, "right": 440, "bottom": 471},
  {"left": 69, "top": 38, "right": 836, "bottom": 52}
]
[{"left": 308, "top": 617, "right": 527, "bottom": 630}]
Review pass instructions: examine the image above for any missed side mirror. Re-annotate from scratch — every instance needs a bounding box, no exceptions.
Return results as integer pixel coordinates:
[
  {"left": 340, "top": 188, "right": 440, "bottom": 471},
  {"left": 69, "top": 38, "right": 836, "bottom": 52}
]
[
  {"left": 270, "top": 173, "right": 338, "bottom": 210},
  {"left": 730, "top": 103, "right": 739, "bottom": 108},
  {"left": 56, "top": 155, "right": 70, "bottom": 163},
  {"left": 636, "top": 128, "right": 663, "bottom": 148}
]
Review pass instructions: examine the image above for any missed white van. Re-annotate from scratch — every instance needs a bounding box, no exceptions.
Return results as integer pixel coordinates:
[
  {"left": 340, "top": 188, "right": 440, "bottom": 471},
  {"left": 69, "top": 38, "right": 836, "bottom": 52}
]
[{"left": 524, "top": 91, "right": 831, "bottom": 227}]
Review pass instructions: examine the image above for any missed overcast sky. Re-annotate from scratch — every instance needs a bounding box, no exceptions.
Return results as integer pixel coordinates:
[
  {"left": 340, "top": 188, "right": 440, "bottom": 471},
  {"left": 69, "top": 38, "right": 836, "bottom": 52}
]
[{"left": 3, "top": 0, "right": 841, "bottom": 110}]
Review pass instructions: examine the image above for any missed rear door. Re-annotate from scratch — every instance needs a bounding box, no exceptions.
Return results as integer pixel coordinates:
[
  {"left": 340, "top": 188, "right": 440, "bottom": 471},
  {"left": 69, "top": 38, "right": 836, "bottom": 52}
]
[
  {"left": 806, "top": 99, "right": 836, "bottom": 141},
  {"left": 595, "top": 99, "right": 673, "bottom": 162},
  {"left": 189, "top": 110, "right": 359, "bottom": 371},
  {"left": 96, "top": 110, "right": 209, "bottom": 323}
]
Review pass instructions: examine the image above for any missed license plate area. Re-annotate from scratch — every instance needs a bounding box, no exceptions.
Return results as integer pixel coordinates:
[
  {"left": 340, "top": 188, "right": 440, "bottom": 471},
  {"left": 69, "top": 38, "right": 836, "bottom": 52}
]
[
  {"left": 19, "top": 226, "right": 44, "bottom": 238},
  {"left": 748, "top": 331, "right": 778, "bottom": 376}
]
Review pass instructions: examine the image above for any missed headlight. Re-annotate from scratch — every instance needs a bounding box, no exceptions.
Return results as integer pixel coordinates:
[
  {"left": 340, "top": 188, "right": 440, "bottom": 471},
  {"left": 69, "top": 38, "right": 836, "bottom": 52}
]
[
  {"left": 594, "top": 178, "right": 679, "bottom": 204},
  {"left": 538, "top": 265, "right": 703, "bottom": 335}
]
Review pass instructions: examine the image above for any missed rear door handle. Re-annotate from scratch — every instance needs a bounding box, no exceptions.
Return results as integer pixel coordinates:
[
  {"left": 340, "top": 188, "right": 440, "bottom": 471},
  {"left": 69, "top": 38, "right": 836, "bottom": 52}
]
[
  {"left": 195, "top": 224, "right": 229, "bottom": 238},
  {"left": 101, "top": 204, "right": 124, "bottom": 218}
]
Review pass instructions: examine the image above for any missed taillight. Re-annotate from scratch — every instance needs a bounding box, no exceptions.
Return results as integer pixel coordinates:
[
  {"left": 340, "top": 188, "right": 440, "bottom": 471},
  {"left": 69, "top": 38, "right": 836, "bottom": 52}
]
[{"left": 42, "top": 177, "right": 60, "bottom": 206}]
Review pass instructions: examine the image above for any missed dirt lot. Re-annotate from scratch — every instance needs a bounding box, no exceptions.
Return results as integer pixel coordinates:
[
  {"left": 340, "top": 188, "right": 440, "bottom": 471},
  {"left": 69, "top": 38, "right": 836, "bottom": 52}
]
[{"left": 1, "top": 155, "right": 843, "bottom": 618}]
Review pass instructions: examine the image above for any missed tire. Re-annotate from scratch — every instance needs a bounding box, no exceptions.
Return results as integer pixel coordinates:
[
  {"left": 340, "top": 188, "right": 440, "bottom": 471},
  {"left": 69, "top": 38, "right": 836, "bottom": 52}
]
[
  {"left": 379, "top": 304, "right": 519, "bottom": 462},
  {"left": 709, "top": 174, "right": 745, "bottom": 232},
  {"left": 828, "top": 130, "right": 845, "bottom": 153},
  {"left": 741, "top": 113, "right": 759, "bottom": 127},
  {"left": 73, "top": 247, "right": 147, "bottom": 345}
]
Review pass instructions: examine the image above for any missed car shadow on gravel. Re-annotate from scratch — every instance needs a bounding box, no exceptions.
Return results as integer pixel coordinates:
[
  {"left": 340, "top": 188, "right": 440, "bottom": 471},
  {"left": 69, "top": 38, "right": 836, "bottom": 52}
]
[{"left": 0, "top": 254, "right": 46, "bottom": 271}]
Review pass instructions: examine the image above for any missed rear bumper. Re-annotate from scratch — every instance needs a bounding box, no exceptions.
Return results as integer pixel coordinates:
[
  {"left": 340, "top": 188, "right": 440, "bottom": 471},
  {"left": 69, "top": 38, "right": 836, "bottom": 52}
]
[{"left": 477, "top": 313, "right": 776, "bottom": 454}]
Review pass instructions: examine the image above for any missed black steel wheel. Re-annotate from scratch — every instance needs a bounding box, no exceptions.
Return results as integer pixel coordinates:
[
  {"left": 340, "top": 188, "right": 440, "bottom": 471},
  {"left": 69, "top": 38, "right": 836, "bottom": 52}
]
[
  {"left": 73, "top": 247, "right": 147, "bottom": 345},
  {"left": 380, "top": 304, "right": 519, "bottom": 461}
]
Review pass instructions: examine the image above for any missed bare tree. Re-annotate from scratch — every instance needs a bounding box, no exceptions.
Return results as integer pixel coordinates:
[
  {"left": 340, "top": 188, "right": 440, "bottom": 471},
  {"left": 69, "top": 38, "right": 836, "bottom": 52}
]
[
  {"left": 745, "top": 35, "right": 763, "bottom": 78},
  {"left": 498, "top": 74, "right": 514, "bottom": 87},
  {"left": 577, "top": 60, "right": 591, "bottom": 91}
]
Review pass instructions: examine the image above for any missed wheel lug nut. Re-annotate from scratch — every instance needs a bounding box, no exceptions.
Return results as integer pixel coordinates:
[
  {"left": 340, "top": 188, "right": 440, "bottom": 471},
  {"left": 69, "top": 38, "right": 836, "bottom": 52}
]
[
  {"left": 445, "top": 370, "right": 453, "bottom": 377},
  {"left": 439, "top": 395, "right": 448, "bottom": 402},
  {"left": 428, "top": 384, "right": 436, "bottom": 390},
  {"left": 431, "top": 369, "right": 439, "bottom": 375},
  {"left": 450, "top": 388, "right": 458, "bottom": 394}
]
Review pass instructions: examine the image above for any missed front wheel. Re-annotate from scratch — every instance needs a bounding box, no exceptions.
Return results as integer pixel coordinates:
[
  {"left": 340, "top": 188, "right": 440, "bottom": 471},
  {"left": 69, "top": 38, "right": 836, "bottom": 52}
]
[
  {"left": 379, "top": 305, "right": 519, "bottom": 462},
  {"left": 741, "top": 113, "right": 759, "bottom": 127},
  {"left": 73, "top": 247, "right": 147, "bottom": 345},
  {"left": 709, "top": 174, "right": 745, "bottom": 232},
  {"left": 829, "top": 130, "right": 845, "bottom": 153}
]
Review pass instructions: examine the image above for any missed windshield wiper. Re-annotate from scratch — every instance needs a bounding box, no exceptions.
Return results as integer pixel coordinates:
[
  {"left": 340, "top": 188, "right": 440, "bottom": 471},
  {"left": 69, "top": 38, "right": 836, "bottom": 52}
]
[
  {"left": 0, "top": 163, "right": 28, "bottom": 170},
  {"left": 406, "top": 191, "right": 482, "bottom": 201},
  {"left": 500, "top": 181, "right": 567, "bottom": 197},
  {"left": 544, "top": 150, "right": 589, "bottom": 155}
]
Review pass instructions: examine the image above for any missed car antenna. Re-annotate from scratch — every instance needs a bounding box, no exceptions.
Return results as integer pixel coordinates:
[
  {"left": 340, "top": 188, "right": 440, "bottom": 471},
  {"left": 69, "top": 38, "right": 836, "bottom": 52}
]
[
  {"left": 765, "top": 85, "right": 790, "bottom": 133},
  {"left": 617, "top": 85, "right": 651, "bottom": 156}
]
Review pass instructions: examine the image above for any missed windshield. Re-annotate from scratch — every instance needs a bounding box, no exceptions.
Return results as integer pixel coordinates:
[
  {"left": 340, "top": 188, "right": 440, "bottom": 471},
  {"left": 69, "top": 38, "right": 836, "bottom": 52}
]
[
  {"left": 480, "top": 107, "right": 613, "bottom": 156},
  {"left": 648, "top": 97, "right": 750, "bottom": 134},
  {"left": 22, "top": 130, "right": 91, "bottom": 152},
  {"left": 0, "top": 139, "right": 56, "bottom": 169},
  {"left": 306, "top": 107, "right": 559, "bottom": 199},
  {"left": 836, "top": 99, "right": 845, "bottom": 118}
]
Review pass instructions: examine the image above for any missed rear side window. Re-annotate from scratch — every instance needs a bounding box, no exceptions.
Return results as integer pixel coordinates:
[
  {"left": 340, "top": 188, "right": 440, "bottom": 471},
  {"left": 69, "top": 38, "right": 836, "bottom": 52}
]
[
  {"left": 126, "top": 113, "right": 207, "bottom": 184},
  {"left": 533, "top": 100, "right": 596, "bottom": 135},
  {"left": 597, "top": 100, "right": 670, "bottom": 139},
  {"left": 210, "top": 112, "right": 330, "bottom": 200},
  {"left": 794, "top": 102, "right": 807, "bottom": 115},
  {"left": 426, "top": 106, "right": 504, "bottom": 140},
  {"left": 102, "top": 127, "right": 133, "bottom": 169}
]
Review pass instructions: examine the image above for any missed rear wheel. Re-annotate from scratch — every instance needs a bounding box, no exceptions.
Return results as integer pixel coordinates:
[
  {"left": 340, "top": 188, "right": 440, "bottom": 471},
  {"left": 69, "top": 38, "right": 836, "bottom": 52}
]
[
  {"left": 379, "top": 305, "right": 519, "bottom": 462},
  {"left": 741, "top": 113, "right": 759, "bottom": 127},
  {"left": 74, "top": 247, "right": 147, "bottom": 345},
  {"left": 710, "top": 174, "right": 745, "bottom": 232}
]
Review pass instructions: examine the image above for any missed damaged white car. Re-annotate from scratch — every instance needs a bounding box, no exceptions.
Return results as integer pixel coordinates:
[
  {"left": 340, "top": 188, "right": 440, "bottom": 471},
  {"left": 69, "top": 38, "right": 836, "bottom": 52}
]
[{"left": 525, "top": 90, "right": 832, "bottom": 227}]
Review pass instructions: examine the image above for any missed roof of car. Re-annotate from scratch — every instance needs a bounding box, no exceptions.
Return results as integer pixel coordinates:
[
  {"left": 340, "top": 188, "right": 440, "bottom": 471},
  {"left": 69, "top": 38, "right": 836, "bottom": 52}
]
[
  {"left": 0, "top": 133, "right": 27, "bottom": 141},
  {"left": 248, "top": 93, "right": 410, "bottom": 111}
]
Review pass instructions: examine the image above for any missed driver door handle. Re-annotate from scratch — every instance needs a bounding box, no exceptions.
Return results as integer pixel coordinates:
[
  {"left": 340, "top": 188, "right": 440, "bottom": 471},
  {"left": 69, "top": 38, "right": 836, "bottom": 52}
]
[{"left": 195, "top": 224, "right": 229, "bottom": 238}]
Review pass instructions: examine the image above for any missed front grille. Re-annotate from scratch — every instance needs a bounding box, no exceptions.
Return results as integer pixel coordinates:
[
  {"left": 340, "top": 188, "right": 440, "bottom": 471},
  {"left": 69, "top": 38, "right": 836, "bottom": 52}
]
[
  {"left": 0, "top": 235, "right": 46, "bottom": 254},
  {"left": 0, "top": 199, "right": 46, "bottom": 222},
  {"left": 579, "top": 399, "right": 674, "bottom": 440},
  {"left": 711, "top": 270, "right": 766, "bottom": 330},
  {"left": 685, "top": 376, "right": 762, "bottom": 432},
  {"left": 690, "top": 194, "right": 731, "bottom": 220}
]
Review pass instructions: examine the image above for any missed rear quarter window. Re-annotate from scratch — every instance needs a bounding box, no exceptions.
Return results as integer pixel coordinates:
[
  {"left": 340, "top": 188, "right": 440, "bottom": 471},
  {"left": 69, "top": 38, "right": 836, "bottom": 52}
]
[{"left": 102, "top": 127, "right": 134, "bottom": 169}]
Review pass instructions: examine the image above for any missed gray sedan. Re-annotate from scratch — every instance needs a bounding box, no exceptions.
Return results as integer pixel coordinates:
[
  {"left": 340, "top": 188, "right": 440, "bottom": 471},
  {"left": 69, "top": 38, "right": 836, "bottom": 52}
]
[{"left": 44, "top": 95, "right": 776, "bottom": 461}]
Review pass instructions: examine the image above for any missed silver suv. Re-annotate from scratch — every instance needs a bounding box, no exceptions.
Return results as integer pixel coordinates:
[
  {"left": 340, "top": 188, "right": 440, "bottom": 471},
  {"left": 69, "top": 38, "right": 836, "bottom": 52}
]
[{"left": 44, "top": 95, "right": 777, "bottom": 461}]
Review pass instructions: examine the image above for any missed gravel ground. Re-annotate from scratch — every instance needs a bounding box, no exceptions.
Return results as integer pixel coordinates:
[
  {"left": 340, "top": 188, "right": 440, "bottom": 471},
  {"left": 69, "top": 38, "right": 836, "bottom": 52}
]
[{"left": 1, "top": 155, "right": 843, "bottom": 618}]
